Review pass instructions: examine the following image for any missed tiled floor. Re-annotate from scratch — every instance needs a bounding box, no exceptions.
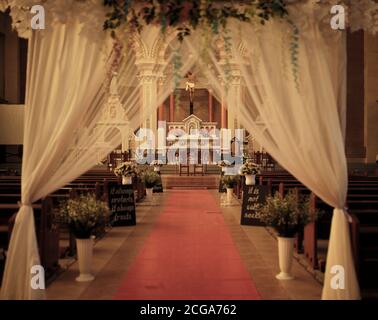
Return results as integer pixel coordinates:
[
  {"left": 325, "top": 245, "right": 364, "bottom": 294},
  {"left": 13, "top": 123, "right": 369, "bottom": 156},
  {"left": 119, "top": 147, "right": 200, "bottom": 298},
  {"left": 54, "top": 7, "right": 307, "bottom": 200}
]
[{"left": 46, "top": 190, "right": 322, "bottom": 300}]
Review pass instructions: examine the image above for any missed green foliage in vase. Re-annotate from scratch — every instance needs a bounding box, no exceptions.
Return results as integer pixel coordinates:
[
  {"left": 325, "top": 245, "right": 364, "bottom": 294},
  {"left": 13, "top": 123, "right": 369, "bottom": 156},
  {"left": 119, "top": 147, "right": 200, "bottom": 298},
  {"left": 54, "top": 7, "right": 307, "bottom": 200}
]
[
  {"left": 256, "top": 190, "right": 321, "bottom": 238},
  {"left": 142, "top": 170, "right": 161, "bottom": 188},
  {"left": 58, "top": 193, "right": 110, "bottom": 239},
  {"left": 114, "top": 161, "right": 138, "bottom": 177},
  {"left": 240, "top": 161, "right": 260, "bottom": 175},
  {"left": 221, "top": 174, "right": 240, "bottom": 188}
]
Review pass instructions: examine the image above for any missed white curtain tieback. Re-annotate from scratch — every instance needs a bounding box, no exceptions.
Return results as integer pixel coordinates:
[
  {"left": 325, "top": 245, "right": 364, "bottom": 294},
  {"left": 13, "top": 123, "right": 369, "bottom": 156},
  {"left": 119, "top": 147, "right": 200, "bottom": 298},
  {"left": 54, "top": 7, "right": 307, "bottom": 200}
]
[{"left": 17, "top": 201, "right": 32, "bottom": 207}]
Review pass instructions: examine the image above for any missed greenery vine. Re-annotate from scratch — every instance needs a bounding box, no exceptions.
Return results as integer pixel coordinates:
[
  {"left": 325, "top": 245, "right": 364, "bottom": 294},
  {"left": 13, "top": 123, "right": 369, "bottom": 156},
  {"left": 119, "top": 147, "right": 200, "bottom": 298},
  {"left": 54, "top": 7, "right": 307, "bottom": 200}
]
[
  {"left": 102, "top": 0, "right": 297, "bottom": 98},
  {"left": 103, "top": 1, "right": 289, "bottom": 41},
  {"left": 287, "top": 19, "right": 300, "bottom": 90},
  {"left": 172, "top": 45, "right": 183, "bottom": 109}
]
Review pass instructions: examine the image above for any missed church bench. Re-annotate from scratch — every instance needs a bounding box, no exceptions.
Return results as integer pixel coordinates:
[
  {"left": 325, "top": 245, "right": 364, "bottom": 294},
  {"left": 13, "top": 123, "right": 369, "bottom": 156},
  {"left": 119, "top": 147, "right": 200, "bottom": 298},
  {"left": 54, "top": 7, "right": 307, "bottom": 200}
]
[{"left": 348, "top": 200, "right": 378, "bottom": 211}]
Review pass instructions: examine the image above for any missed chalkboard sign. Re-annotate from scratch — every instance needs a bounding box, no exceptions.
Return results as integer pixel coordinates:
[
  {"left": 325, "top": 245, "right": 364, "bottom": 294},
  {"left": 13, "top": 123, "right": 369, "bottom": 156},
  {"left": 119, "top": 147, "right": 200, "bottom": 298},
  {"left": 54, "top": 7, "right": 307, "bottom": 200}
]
[
  {"left": 241, "top": 184, "right": 269, "bottom": 226},
  {"left": 108, "top": 183, "right": 136, "bottom": 226},
  {"left": 153, "top": 183, "right": 164, "bottom": 193}
]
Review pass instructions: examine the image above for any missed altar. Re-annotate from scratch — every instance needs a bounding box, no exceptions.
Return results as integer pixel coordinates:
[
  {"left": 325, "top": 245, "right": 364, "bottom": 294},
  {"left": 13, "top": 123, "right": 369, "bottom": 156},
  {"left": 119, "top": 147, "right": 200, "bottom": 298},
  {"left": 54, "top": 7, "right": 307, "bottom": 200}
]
[{"left": 166, "top": 114, "right": 221, "bottom": 165}]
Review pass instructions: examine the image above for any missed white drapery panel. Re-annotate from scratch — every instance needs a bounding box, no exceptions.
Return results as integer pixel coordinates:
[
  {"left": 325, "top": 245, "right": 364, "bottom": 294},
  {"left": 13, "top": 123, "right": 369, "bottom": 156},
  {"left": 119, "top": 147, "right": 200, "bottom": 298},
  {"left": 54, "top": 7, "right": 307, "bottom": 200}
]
[
  {"left": 0, "top": 21, "right": 196, "bottom": 299},
  {"left": 182, "top": 2, "right": 359, "bottom": 299},
  {"left": 234, "top": 7, "right": 358, "bottom": 299},
  {"left": 0, "top": 20, "right": 123, "bottom": 299}
]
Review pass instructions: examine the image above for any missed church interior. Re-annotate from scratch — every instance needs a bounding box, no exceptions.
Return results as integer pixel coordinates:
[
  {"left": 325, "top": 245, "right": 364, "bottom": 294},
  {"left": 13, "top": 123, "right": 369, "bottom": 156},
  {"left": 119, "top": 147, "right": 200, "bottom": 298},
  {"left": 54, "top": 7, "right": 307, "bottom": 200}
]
[{"left": 0, "top": 0, "right": 377, "bottom": 306}]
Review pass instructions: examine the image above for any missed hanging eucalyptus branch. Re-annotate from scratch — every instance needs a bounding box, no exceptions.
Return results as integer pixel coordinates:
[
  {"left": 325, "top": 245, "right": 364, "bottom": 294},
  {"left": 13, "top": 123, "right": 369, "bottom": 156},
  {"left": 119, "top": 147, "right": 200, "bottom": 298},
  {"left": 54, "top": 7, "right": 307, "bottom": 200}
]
[
  {"left": 172, "top": 45, "right": 183, "bottom": 109},
  {"left": 287, "top": 19, "right": 300, "bottom": 90}
]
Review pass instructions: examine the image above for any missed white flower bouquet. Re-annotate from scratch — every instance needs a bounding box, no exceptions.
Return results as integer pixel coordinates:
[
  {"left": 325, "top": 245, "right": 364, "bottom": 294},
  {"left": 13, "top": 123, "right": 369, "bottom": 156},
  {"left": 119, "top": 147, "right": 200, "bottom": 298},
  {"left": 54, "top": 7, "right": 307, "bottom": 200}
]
[
  {"left": 114, "top": 161, "right": 137, "bottom": 177},
  {"left": 217, "top": 160, "right": 232, "bottom": 168},
  {"left": 58, "top": 193, "right": 110, "bottom": 239},
  {"left": 240, "top": 161, "right": 260, "bottom": 175}
]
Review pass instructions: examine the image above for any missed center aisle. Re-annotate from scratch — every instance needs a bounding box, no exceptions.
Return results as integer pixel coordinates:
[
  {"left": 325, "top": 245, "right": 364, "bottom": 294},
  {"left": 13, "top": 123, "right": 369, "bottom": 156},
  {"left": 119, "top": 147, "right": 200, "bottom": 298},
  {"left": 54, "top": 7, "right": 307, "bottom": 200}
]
[{"left": 114, "top": 190, "right": 261, "bottom": 300}]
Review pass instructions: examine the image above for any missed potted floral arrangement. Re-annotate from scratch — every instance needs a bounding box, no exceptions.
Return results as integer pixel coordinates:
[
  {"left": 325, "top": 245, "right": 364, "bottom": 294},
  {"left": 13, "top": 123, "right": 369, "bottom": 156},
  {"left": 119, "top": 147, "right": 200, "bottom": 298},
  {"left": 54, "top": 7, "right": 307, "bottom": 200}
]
[
  {"left": 221, "top": 175, "right": 240, "bottom": 204},
  {"left": 141, "top": 170, "right": 160, "bottom": 201},
  {"left": 240, "top": 161, "right": 260, "bottom": 185},
  {"left": 256, "top": 190, "right": 316, "bottom": 280},
  {"left": 114, "top": 161, "right": 137, "bottom": 185},
  {"left": 217, "top": 160, "right": 232, "bottom": 173},
  {"left": 59, "top": 193, "right": 110, "bottom": 282},
  {"left": 151, "top": 160, "right": 163, "bottom": 173}
]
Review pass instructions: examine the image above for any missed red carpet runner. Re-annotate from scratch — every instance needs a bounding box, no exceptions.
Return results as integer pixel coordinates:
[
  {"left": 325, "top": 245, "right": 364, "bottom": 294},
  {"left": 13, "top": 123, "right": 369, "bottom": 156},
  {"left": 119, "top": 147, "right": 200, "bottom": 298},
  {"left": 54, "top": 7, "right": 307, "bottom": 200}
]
[{"left": 114, "top": 190, "right": 260, "bottom": 300}]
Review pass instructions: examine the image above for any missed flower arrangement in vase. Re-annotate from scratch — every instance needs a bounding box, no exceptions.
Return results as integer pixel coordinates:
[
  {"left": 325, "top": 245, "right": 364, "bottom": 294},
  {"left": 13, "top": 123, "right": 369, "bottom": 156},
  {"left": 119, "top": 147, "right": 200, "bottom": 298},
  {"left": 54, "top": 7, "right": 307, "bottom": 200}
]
[
  {"left": 256, "top": 190, "right": 320, "bottom": 280},
  {"left": 221, "top": 175, "right": 240, "bottom": 204},
  {"left": 217, "top": 160, "right": 232, "bottom": 173},
  {"left": 58, "top": 193, "right": 110, "bottom": 282},
  {"left": 240, "top": 161, "right": 261, "bottom": 185},
  {"left": 114, "top": 161, "right": 137, "bottom": 184},
  {"left": 150, "top": 160, "right": 164, "bottom": 172},
  {"left": 141, "top": 170, "right": 161, "bottom": 201}
]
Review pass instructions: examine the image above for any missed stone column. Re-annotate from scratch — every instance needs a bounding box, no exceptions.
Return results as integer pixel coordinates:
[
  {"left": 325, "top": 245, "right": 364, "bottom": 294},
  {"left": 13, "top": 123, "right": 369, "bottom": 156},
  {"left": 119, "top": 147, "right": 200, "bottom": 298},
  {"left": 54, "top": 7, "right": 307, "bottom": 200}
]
[
  {"left": 137, "top": 68, "right": 158, "bottom": 134},
  {"left": 227, "top": 70, "right": 242, "bottom": 133}
]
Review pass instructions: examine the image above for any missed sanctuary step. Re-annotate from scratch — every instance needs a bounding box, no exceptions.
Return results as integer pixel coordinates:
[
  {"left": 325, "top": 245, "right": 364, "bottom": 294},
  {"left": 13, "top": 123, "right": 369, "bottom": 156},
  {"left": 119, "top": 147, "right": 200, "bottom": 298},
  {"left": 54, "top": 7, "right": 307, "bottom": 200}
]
[{"left": 162, "top": 175, "right": 220, "bottom": 189}]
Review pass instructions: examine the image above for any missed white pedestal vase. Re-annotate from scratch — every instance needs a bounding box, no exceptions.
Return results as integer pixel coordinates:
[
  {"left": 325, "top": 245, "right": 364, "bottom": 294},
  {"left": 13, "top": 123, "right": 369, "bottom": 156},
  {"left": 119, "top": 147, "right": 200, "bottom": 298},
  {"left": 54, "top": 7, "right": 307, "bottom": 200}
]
[
  {"left": 76, "top": 238, "right": 95, "bottom": 282},
  {"left": 276, "top": 237, "right": 295, "bottom": 280},
  {"left": 146, "top": 188, "right": 153, "bottom": 201},
  {"left": 226, "top": 188, "right": 233, "bottom": 205},
  {"left": 122, "top": 176, "right": 132, "bottom": 185},
  {"left": 245, "top": 174, "right": 256, "bottom": 185}
]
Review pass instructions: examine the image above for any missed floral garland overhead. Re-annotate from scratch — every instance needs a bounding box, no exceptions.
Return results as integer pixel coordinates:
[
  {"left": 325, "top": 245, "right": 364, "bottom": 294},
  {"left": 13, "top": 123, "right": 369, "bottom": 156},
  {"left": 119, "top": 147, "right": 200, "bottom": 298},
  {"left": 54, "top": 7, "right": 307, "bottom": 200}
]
[
  {"left": 1, "top": 0, "right": 378, "bottom": 92},
  {"left": 103, "top": 0, "right": 289, "bottom": 41},
  {"left": 103, "top": 0, "right": 290, "bottom": 94},
  {"left": 1, "top": 1, "right": 378, "bottom": 43}
]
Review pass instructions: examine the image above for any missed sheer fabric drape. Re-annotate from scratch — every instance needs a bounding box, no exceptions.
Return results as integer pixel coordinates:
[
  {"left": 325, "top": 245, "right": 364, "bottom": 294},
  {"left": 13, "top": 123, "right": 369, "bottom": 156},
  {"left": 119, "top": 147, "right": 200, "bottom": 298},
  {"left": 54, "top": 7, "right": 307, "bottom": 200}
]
[
  {"left": 0, "top": 21, "right": 120, "bottom": 299},
  {"left": 183, "top": 2, "right": 359, "bottom": 299}
]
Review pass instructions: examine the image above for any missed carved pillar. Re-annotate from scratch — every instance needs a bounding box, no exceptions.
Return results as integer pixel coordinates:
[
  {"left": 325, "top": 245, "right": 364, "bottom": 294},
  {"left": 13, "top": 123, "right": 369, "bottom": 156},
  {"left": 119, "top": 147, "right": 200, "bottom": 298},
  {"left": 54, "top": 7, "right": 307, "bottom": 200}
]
[
  {"left": 137, "top": 67, "right": 158, "bottom": 133},
  {"left": 228, "top": 70, "right": 242, "bottom": 133}
]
